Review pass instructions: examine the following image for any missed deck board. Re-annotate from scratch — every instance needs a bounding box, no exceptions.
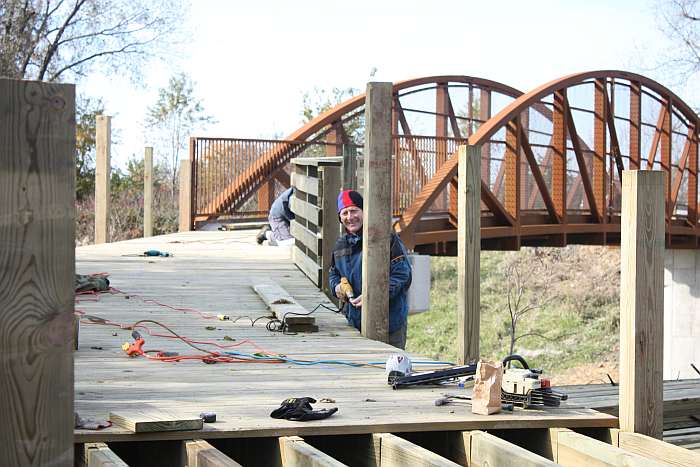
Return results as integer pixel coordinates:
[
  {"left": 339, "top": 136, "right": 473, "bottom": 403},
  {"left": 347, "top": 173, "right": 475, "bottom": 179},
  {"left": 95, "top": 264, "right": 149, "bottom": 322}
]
[{"left": 74, "top": 231, "right": 616, "bottom": 443}]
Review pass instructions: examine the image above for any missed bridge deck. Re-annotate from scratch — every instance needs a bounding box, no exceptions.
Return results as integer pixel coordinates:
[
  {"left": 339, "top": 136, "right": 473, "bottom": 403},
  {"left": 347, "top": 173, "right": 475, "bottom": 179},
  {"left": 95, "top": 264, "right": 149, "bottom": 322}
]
[{"left": 74, "top": 231, "right": 617, "bottom": 443}]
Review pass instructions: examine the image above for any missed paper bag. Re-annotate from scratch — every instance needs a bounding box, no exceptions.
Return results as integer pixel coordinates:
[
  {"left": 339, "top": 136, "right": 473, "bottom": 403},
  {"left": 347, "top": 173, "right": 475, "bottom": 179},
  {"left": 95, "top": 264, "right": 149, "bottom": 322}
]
[{"left": 471, "top": 360, "right": 503, "bottom": 415}]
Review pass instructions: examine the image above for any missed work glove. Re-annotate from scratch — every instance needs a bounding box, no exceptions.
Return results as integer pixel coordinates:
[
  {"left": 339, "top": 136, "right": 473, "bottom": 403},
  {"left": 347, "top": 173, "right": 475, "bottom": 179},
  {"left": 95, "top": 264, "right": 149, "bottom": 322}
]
[{"left": 270, "top": 397, "right": 338, "bottom": 421}]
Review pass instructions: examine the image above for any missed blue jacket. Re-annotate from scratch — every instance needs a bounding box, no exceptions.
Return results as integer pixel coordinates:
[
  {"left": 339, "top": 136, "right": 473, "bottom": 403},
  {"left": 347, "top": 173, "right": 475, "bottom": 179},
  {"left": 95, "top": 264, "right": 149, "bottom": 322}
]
[
  {"left": 269, "top": 187, "right": 295, "bottom": 222},
  {"left": 328, "top": 232, "right": 412, "bottom": 333}
]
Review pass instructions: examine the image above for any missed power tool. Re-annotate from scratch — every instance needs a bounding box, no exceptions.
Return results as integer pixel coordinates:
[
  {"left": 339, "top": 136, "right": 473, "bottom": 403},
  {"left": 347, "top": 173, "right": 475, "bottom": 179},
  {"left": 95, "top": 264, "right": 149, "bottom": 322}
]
[
  {"left": 336, "top": 277, "right": 354, "bottom": 312},
  {"left": 391, "top": 354, "right": 568, "bottom": 410},
  {"left": 121, "top": 330, "right": 145, "bottom": 357},
  {"left": 500, "top": 355, "right": 568, "bottom": 408}
]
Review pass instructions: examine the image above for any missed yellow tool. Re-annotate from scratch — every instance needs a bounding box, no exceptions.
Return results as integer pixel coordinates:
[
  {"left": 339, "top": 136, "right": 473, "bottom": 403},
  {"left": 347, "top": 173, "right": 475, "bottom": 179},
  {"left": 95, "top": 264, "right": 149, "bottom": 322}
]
[
  {"left": 337, "top": 277, "right": 354, "bottom": 301},
  {"left": 336, "top": 277, "right": 354, "bottom": 314}
]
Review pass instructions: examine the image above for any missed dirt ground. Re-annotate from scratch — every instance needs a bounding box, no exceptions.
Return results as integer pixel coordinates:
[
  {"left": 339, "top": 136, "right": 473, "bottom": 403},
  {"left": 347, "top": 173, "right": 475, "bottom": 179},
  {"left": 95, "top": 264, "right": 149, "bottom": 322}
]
[{"left": 549, "top": 356, "right": 620, "bottom": 386}]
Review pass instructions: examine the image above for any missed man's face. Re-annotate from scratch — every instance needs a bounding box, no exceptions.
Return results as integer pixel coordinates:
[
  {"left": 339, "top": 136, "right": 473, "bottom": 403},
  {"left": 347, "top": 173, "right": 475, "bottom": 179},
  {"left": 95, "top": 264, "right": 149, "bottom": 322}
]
[{"left": 339, "top": 206, "right": 363, "bottom": 234}]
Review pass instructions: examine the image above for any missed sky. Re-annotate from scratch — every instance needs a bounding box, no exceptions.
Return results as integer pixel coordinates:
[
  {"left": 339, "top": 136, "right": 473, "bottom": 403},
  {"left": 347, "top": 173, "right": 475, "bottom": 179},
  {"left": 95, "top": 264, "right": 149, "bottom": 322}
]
[{"left": 82, "top": 0, "right": 683, "bottom": 169}]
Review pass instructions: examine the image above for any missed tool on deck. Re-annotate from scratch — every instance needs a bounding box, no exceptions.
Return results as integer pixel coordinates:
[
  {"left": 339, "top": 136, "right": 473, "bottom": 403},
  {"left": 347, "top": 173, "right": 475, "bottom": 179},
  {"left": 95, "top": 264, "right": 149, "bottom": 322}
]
[
  {"left": 391, "top": 354, "right": 568, "bottom": 410},
  {"left": 336, "top": 277, "right": 354, "bottom": 313},
  {"left": 200, "top": 412, "right": 217, "bottom": 423},
  {"left": 434, "top": 394, "right": 514, "bottom": 411},
  {"left": 121, "top": 330, "right": 145, "bottom": 357},
  {"left": 500, "top": 355, "right": 568, "bottom": 408},
  {"left": 121, "top": 250, "right": 174, "bottom": 258},
  {"left": 143, "top": 250, "right": 173, "bottom": 257},
  {"left": 389, "top": 364, "right": 478, "bottom": 389}
]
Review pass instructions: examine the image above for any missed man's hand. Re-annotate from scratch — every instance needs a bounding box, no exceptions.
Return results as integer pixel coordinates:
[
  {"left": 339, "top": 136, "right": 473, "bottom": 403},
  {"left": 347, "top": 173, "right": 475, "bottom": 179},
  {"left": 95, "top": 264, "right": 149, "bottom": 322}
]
[{"left": 349, "top": 295, "right": 362, "bottom": 308}]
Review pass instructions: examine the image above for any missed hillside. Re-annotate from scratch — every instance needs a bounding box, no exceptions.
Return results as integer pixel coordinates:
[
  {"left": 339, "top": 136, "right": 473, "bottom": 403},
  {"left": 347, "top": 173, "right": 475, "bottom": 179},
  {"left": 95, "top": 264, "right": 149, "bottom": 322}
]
[{"left": 406, "top": 245, "right": 621, "bottom": 384}]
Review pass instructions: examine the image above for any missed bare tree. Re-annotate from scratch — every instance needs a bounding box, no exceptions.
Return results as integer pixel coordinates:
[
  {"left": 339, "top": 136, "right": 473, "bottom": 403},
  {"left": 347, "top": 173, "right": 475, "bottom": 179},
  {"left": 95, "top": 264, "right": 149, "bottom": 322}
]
[
  {"left": 654, "top": 0, "right": 700, "bottom": 83},
  {"left": 499, "top": 250, "right": 555, "bottom": 356},
  {"left": 0, "top": 0, "right": 187, "bottom": 82},
  {"left": 146, "top": 73, "right": 215, "bottom": 195}
]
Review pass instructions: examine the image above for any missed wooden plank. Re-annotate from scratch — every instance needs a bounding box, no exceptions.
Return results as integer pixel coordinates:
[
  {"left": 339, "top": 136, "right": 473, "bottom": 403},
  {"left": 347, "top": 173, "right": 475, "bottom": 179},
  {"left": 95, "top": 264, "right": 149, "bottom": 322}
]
[
  {"left": 293, "top": 156, "right": 343, "bottom": 167},
  {"left": 616, "top": 430, "right": 700, "bottom": 467},
  {"left": 0, "top": 79, "right": 75, "bottom": 466},
  {"left": 109, "top": 409, "right": 203, "bottom": 433},
  {"left": 179, "top": 159, "right": 193, "bottom": 232},
  {"left": 552, "top": 428, "right": 665, "bottom": 466},
  {"left": 374, "top": 433, "right": 460, "bottom": 466},
  {"left": 78, "top": 443, "right": 129, "bottom": 467},
  {"left": 144, "top": 146, "right": 153, "bottom": 237},
  {"left": 185, "top": 439, "right": 243, "bottom": 467},
  {"left": 291, "top": 196, "right": 321, "bottom": 226},
  {"left": 72, "top": 229, "right": 620, "bottom": 444},
  {"left": 361, "top": 82, "right": 392, "bottom": 343},
  {"left": 291, "top": 219, "right": 321, "bottom": 255},
  {"left": 253, "top": 283, "right": 310, "bottom": 318},
  {"left": 279, "top": 436, "right": 347, "bottom": 466},
  {"left": 95, "top": 114, "right": 111, "bottom": 244},
  {"left": 468, "top": 430, "right": 559, "bottom": 467},
  {"left": 293, "top": 245, "right": 322, "bottom": 286},
  {"left": 457, "top": 145, "right": 481, "bottom": 364},
  {"left": 321, "top": 165, "right": 342, "bottom": 298},
  {"left": 619, "top": 170, "right": 665, "bottom": 438},
  {"left": 292, "top": 171, "right": 321, "bottom": 197}
]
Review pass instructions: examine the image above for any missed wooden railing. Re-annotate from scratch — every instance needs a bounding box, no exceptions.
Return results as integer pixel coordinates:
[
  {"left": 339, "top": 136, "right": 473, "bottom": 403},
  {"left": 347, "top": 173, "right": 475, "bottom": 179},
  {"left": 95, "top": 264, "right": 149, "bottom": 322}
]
[{"left": 290, "top": 157, "right": 342, "bottom": 298}]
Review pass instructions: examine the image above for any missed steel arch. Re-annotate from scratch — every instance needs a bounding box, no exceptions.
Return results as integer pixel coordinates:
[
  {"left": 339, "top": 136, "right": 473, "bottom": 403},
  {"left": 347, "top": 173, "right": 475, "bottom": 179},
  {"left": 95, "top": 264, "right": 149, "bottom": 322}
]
[
  {"left": 197, "top": 75, "right": 526, "bottom": 220},
  {"left": 399, "top": 70, "right": 700, "bottom": 251}
]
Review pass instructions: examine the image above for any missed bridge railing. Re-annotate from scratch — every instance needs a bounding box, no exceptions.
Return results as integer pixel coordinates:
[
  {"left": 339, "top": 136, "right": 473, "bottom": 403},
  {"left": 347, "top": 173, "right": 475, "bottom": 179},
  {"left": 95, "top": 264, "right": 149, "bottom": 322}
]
[
  {"left": 190, "top": 137, "right": 345, "bottom": 222},
  {"left": 191, "top": 135, "right": 470, "bottom": 224}
]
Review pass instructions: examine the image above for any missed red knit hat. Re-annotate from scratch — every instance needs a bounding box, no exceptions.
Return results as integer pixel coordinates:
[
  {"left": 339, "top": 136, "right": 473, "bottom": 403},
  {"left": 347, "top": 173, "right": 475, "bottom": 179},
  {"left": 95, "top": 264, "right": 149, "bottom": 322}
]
[{"left": 337, "top": 190, "right": 363, "bottom": 213}]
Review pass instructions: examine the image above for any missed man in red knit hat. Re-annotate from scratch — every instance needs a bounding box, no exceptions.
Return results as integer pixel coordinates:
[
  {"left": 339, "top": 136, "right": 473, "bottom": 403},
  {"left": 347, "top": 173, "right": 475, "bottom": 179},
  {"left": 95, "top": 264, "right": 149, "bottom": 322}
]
[{"left": 328, "top": 189, "right": 412, "bottom": 349}]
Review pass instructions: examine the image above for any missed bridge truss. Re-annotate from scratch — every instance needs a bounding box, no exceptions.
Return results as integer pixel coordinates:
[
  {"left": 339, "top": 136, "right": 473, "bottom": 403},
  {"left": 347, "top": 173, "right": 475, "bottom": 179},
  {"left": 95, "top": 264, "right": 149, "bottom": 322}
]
[{"left": 189, "top": 71, "right": 700, "bottom": 252}]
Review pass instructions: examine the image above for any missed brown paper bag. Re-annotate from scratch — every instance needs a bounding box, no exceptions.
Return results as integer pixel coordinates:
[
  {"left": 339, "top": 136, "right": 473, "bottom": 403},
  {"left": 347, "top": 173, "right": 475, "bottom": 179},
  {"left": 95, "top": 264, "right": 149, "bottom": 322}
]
[{"left": 471, "top": 360, "right": 503, "bottom": 415}]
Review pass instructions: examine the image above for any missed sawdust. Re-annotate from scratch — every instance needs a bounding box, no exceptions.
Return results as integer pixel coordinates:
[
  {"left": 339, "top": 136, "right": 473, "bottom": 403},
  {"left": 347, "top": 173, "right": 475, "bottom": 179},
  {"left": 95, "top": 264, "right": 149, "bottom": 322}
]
[{"left": 272, "top": 298, "right": 293, "bottom": 304}]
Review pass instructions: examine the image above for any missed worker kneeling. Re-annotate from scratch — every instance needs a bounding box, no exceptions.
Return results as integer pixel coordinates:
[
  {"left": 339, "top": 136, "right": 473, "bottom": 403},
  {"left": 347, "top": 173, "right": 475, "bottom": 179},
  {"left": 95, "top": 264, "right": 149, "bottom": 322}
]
[
  {"left": 256, "top": 187, "right": 295, "bottom": 246},
  {"left": 329, "top": 190, "right": 412, "bottom": 349}
]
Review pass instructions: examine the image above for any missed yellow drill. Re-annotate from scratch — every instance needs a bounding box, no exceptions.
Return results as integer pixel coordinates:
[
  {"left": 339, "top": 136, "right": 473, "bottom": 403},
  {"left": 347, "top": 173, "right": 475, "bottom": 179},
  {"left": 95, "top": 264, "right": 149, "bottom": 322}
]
[{"left": 337, "top": 277, "right": 354, "bottom": 312}]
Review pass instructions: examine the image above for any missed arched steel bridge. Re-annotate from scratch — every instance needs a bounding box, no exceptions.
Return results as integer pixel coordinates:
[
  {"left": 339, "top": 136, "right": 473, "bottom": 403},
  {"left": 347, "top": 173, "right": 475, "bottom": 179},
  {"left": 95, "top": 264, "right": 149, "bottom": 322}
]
[{"left": 189, "top": 71, "right": 700, "bottom": 252}]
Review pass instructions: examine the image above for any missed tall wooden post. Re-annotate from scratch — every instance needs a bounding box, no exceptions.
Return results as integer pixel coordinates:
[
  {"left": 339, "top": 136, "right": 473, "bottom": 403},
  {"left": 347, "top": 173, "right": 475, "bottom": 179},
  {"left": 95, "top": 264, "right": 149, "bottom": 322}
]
[
  {"left": 342, "top": 144, "right": 357, "bottom": 190},
  {"left": 361, "top": 82, "right": 392, "bottom": 343},
  {"left": 0, "top": 79, "right": 76, "bottom": 465},
  {"left": 179, "top": 157, "right": 193, "bottom": 232},
  {"left": 619, "top": 170, "right": 664, "bottom": 438},
  {"left": 144, "top": 146, "right": 153, "bottom": 237},
  {"left": 457, "top": 145, "right": 481, "bottom": 364},
  {"left": 321, "top": 165, "right": 342, "bottom": 299},
  {"left": 95, "top": 115, "right": 111, "bottom": 244}
]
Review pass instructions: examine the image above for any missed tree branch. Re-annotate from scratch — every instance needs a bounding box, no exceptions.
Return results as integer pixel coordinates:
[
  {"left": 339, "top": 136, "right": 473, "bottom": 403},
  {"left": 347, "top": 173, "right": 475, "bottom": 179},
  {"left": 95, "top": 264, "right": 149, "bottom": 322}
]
[{"left": 38, "top": 0, "right": 87, "bottom": 80}]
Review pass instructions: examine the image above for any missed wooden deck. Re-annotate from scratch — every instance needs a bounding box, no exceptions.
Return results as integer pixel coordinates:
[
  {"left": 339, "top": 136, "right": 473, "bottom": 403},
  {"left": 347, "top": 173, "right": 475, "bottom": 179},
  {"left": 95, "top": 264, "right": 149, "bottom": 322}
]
[{"left": 74, "top": 230, "right": 618, "bottom": 445}]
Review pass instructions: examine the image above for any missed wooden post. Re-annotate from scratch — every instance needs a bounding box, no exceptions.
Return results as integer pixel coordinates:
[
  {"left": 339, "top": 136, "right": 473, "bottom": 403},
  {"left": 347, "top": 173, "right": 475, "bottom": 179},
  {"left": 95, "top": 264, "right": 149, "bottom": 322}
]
[
  {"left": 619, "top": 170, "right": 664, "bottom": 438},
  {"left": 457, "top": 145, "right": 481, "bottom": 364},
  {"left": 321, "top": 165, "right": 341, "bottom": 299},
  {"left": 179, "top": 158, "right": 192, "bottom": 232},
  {"left": 342, "top": 144, "right": 357, "bottom": 190},
  {"left": 361, "top": 82, "right": 392, "bottom": 343},
  {"left": 0, "top": 79, "right": 75, "bottom": 466},
  {"left": 95, "top": 115, "right": 111, "bottom": 244},
  {"left": 144, "top": 146, "right": 153, "bottom": 237}
]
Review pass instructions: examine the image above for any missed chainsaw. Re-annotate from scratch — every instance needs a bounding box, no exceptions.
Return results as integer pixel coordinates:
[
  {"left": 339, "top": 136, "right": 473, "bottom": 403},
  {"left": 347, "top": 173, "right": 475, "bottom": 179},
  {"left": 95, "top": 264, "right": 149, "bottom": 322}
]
[
  {"left": 500, "top": 354, "right": 568, "bottom": 408},
  {"left": 390, "top": 354, "right": 568, "bottom": 409}
]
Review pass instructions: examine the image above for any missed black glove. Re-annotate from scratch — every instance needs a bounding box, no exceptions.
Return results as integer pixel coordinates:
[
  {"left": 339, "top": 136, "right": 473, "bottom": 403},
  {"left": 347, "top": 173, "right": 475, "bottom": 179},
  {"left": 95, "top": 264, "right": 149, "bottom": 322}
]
[
  {"left": 270, "top": 397, "right": 338, "bottom": 421},
  {"left": 270, "top": 397, "right": 316, "bottom": 419},
  {"left": 290, "top": 407, "right": 338, "bottom": 421}
]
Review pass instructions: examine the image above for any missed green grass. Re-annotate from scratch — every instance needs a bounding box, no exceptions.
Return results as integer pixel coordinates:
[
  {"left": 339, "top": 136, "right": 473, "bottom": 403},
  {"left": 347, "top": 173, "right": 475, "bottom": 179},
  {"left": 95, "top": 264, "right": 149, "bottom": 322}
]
[{"left": 406, "top": 247, "right": 620, "bottom": 374}]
